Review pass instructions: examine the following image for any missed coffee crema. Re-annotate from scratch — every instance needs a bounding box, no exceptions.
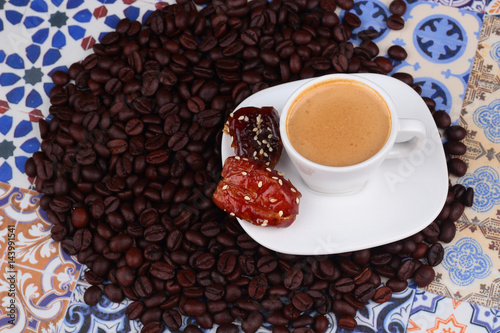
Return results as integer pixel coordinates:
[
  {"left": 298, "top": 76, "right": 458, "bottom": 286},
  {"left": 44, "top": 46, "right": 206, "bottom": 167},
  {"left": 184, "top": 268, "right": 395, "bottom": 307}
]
[{"left": 286, "top": 79, "right": 392, "bottom": 167}]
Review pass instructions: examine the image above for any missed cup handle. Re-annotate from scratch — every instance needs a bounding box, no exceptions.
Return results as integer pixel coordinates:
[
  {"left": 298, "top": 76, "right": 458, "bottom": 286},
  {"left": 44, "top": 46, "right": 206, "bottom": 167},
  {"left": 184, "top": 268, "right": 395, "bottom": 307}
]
[{"left": 387, "top": 119, "right": 427, "bottom": 159}]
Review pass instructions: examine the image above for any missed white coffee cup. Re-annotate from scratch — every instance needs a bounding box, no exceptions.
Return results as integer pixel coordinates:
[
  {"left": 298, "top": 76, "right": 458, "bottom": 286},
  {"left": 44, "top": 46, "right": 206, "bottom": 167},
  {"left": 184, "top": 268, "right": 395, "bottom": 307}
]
[{"left": 279, "top": 74, "right": 427, "bottom": 194}]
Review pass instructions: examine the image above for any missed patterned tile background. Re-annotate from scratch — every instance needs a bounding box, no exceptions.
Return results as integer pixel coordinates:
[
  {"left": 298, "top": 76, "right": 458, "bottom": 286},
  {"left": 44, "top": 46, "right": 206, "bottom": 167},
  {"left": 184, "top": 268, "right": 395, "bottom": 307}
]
[{"left": 0, "top": 0, "right": 499, "bottom": 332}]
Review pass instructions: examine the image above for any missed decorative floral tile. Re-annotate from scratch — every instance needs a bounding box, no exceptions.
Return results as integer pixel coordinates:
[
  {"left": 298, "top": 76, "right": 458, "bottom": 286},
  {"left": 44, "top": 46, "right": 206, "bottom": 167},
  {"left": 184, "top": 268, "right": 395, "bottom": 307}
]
[
  {"left": 0, "top": 184, "right": 82, "bottom": 332},
  {"left": 59, "top": 283, "right": 415, "bottom": 333},
  {"left": 423, "top": 222, "right": 500, "bottom": 309},
  {"left": 456, "top": 15, "right": 500, "bottom": 230},
  {"left": 338, "top": 0, "right": 482, "bottom": 123},
  {"left": 421, "top": 0, "right": 488, "bottom": 13},
  {"left": 337, "top": 287, "right": 416, "bottom": 332},
  {"left": 0, "top": 109, "right": 41, "bottom": 188},
  {"left": 0, "top": 0, "right": 158, "bottom": 118},
  {"left": 59, "top": 284, "right": 142, "bottom": 333},
  {"left": 485, "top": 0, "right": 500, "bottom": 14},
  {"left": 388, "top": 2, "right": 481, "bottom": 121},
  {"left": 0, "top": 182, "right": 19, "bottom": 264},
  {"left": 409, "top": 289, "right": 500, "bottom": 332}
]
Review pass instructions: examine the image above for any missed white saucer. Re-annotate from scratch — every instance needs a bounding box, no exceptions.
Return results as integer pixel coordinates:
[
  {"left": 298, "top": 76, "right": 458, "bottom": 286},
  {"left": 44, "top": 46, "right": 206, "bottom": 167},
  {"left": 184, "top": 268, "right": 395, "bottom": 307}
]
[{"left": 221, "top": 74, "right": 448, "bottom": 255}]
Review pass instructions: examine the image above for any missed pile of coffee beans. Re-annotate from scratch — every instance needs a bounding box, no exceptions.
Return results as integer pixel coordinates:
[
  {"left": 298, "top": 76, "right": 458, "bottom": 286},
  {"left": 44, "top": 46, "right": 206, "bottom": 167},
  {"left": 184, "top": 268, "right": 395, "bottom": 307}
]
[{"left": 24, "top": 0, "right": 473, "bottom": 332}]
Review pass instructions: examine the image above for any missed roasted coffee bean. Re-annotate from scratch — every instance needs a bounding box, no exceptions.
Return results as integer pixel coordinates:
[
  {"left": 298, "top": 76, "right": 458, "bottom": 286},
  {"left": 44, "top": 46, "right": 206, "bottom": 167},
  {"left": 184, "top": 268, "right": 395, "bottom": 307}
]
[
  {"left": 386, "top": 278, "right": 408, "bottom": 292},
  {"left": 311, "top": 259, "right": 337, "bottom": 280},
  {"left": 448, "top": 158, "right": 467, "bottom": 177},
  {"left": 338, "top": 315, "right": 357, "bottom": 330},
  {"left": 109, "top": 234, "right": 133, "bottom": 253},
  {"left": 343, "top": 12, "right": 361, "bottom": 28},
  {"left": 334, "top": 277, "right": 355, "bottom": 293},
  {"left": 293, "top": 328, "right": 314, "bottom": 333},
  {"left": 357, "top": 28, "right": 378, "bottom": 40},
  {"left": 291, "top": 292, "right": 313, "bottom": 312},
  {"left": 333, "top": 24, "right": 352, "bottom": 42},
  {"left": 204, "top": 283, "right": 225, "bottom": 301},
  {"left": 414, "top": 265, "right": 435, "bottom": 288},
  {"left": 449, "top": 201, "right": 465, "bottom": 221},
  {"left": 104, "top": 283, "right": 124, "bottom": 303},
  {"left": 387, "top": 14, "right": 405, "bottom": 30},
  {"left": 84, "top": 285, "right": 102, "bottom": 305},
  {"left": 284, "top": 268, "right": 303, "bottom": 290},
  {"left": 134, "top": 276, "right": 153, "bottom": 298},
  {"left": 217, "top": 323, "right": 239, "bottom": 333},
  {"left": 218, "top": 253, "right": 237, "bottom": 275},
  {"left": 332, "top": 300, "right": 356, "bottom": 317},
  {"left": 439, "top": 219, "right": 457, "bottom": 243},
  {"left": 339, "top": 258, "right": 361, "bottom": 276},
  {"left": 413, "top": 243, "right": 428, "bottom": 260},
  {"left": 392, "top": 72, "right": 414, "bottom": 85},
  {"left": 265, "top": 312, "right": 289, "bottom": 326},
  {"left": 162, "top": 309, "right": 182, "bottom": 330},
  {"left": 256, "top": 255, "right": 277, "bottom": 274},
  {"left": 248, "top": 275, "right": 268, "bottom": 300},
  {"left": 291, "top": 314, "right": 314, "bottom": 328},
  {"left": 397, "top": 259, "right": 417, "bottom": 281},
  {"left": 389, "top": 0, "right": 407, "bottom": 15},
  {"left": 213, "top": 309, "right": 233, "bottom": 325},
  {"left": 177, "top": 269, "right": 196, "bottom": 288},
  {"left": 370, "top": 252, "right": 392, "bottom": 266},
  {"left": 354, "top": 283, "right": 376, "bottom": 303},
  {"left": 185, "top": 325, "right": 203, "bottom": 333},
  {"left": 336, "top": 0, "right": 354, "bottom": 9},
  {"left": 116, "top": 266, "right": 135, "bottom": 287},
  {"left": 144, "top": 224, "right": 167, "bottom": 242},
  {"left": 144, "top": 292, "right": 167, "bottom": 308},
  {"left": 373, "top": 286, "right": 392, "bottom": 303},
  {"left": 427, "top": 243, "right": 444, "bottom": 266},
  {"left": 446, "top": 125, "right": 467, "bottom": 140},
  {"left": 183, "top": 299, "right": 206, "bottom": 317},
  {"left": 422, "top": 221, "right": 440, "bottom": 239},
  {"left": 374, "top": 56, "right": 393, "bottom": 73},
  {"left": 141, "top": 322, "right": 164, "bottom": 333},
  {"left": 433, "top": 111, "right": 452, "bottom": 129},
  {"left": 452, "top": 184, "right": 466, "bottom": 199},
  {"left": 388, "top": 45, "right": 407, "bottom": 60},
  {"left": 241, "top": 312, "right": 263, "bottom": 333},
  {"left": 463, "top": 188, "right": 474, "bottom": 207},
  {"left": 313, "top": 314, "right": 329, "bottom": 333},
  {"left": 150, "top": 261, "right": 175, "bottom": 280},
  {"left": 92, "top": 256, "right": 111, "bottom": 276},
  {"left": 126, "top": 247, "right": 143, "bottom": 269},
  {"left": 126, "top": 301, "right": 145, "bottom": 320}
]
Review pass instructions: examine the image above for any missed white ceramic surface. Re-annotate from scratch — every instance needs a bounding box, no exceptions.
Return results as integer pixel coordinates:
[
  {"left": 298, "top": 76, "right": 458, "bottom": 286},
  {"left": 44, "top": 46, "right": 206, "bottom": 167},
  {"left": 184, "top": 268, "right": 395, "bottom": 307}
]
[
  {"left": 278, "top": 73, "right": 427, "bottom": 194},
  {"left": 221, "top": 74, "right": 449, "bottom": 255}
]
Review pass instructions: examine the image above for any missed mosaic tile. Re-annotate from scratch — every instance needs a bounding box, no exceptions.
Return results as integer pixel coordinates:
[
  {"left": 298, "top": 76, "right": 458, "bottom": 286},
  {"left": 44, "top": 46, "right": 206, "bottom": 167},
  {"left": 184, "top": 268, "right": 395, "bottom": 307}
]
[
  {"left": 59, "top": 283, "right": 415, "bottom": 333},
  {"left": 0, "top": 109, "right": 41, "bottom": 188},
  {"left": 455, "top": 15, "right": 500, "bottom": 230},
  {"left": 0, "top": 0, "right": 157, "bottom": 118},
  {"left": 391, "top": 2, "right": 481, "bottom": 121},
  {"left": 485, "top": 0, "right": 500, "bottom": 14},
  {"left": 422, "top": 221, "right": 500, "bottom": 309},
  {"left": 409, "top": 289, "right": 500, "bottom": 332},
  {"left": 0, "top": 0, "right": 496, "bottom": 332},
  {"left": 0, "top": 184, "right": 81, "bottom": 332},
  {"left": 58, "top": 284, "right": 143, "bottom": 333},
  {"left": 422, "top": 0, "right": 487, "bottom": 13},
  {"left": 0, "top": 263, "right": 76, "bottom": 333}
]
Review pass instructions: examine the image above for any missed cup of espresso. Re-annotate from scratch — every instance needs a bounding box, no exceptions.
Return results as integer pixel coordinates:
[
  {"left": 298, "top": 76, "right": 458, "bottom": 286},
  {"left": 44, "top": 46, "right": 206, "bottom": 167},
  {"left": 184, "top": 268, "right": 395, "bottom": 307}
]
[{"left": 280, "top": 74, "right": 427, "bottom": 194}]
